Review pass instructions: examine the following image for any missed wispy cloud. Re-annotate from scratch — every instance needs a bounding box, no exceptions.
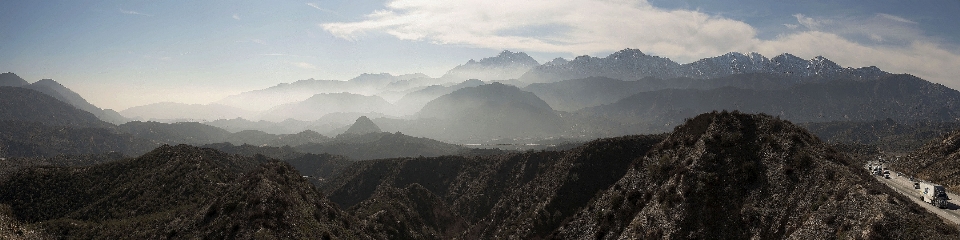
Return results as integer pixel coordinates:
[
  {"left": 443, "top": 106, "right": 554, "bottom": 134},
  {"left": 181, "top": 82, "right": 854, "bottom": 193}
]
[
  {"left": 235, "top": 39, "right": 268, "bottom": 45},
  {"left": 318, "top": 0, "right": 960, "bottom": 90},
  {"left": 119, "top": 7, "right": 152, "bottom": 16},
  {"left": 293, "top": 62, "right": 317, "bottom": 69},
  {"left": 233, "top": 13, "right": 241, "bottom": 20},
  {"left": 877, "top": 13, "right": 917, "bottom": 24},
  {"left": 306, "top": 3, "right": 339, "bottom": 15},
  {"left": 793, "top": 13, "right": 826, "bottom": 30},
  {"left": 261, "top": 53, "right": 315, "bottom": 58}
]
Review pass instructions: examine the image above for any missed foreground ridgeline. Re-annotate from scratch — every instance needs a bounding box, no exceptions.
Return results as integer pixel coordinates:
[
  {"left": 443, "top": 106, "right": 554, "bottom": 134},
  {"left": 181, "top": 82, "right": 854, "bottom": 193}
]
[{"left": 1, "top": 112, "right": 956, "bottom": 239}]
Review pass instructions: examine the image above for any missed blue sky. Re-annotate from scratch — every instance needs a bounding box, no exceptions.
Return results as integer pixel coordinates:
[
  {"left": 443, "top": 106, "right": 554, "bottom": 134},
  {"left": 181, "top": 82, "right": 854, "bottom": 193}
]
[{"left": 2, "top": 0, "right": 959, "bottom": 110}]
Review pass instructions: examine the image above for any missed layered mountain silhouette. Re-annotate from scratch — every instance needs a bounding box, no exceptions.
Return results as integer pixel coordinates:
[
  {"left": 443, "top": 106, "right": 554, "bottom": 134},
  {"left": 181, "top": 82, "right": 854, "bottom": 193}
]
[
  {"left": 394, "top": 79, "right": 486, "bottom": 115},
  {"left": 441, "top": 50, "right": 540, "bottom": 81},
  {"left": 215, "top": 73, "right": 430, "bottom": 111},
  {"left": 261, "top": 92, "right": 396, "bottom": 122},
  {"left": 0, "top": 73, "right": 127, "bottom": 124},
  {"left": 22, "top": 79, "right": 129, "bottom": 124},
  {"left": 0, "top": 87, "right": 112, "bottom": 128},
  {"left": 120, "top": 102, "right": 254, "bottom": 122}
]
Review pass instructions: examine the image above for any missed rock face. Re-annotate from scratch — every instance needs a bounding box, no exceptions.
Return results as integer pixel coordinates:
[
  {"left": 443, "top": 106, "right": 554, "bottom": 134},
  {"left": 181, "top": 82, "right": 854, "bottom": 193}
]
[
  {"left": 442, "top": 50, "right": 540, "bottom": 81},
  {"left": 896, "top": 129, "right": 960, "bottom": 192},
  {"left": 341, "top": 116, "right": 382, "bottom": 135}
]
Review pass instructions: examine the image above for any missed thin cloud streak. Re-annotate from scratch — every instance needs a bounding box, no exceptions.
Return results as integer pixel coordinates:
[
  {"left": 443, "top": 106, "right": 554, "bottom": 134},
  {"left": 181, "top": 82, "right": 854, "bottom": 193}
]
[
  {"left": 119, "top": 7, "right": 152, "bottom": 16},
  {"left": 319, "top": 0, "right": 960, "bottom": 90},
  {"left": 306, "top": 3, "right": 341, "bottom": 16}
]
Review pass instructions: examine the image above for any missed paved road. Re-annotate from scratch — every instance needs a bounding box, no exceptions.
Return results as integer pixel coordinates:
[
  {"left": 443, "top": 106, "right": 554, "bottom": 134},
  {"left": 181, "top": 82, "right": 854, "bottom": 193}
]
[{"left": 874, "top": 172, "right": 960, "bottom": 225}]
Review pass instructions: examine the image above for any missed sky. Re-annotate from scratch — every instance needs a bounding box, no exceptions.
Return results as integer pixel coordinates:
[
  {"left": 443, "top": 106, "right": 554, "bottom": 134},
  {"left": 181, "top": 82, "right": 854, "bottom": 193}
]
[{"left": 1, "top": 0, "right": 959, "bottom": 110}]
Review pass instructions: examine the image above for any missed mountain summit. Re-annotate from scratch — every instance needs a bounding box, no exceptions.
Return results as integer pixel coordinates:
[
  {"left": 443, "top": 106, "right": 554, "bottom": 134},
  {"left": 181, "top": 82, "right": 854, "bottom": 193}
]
[
  {"left": 0, "top": 72, "right": 28, "bottom": 87},
  {"left": 442, "top": 50, "right": 540, "bottom": 81},
  {"left": 342, "top": 116, "right": 382, "bottom": 135}
]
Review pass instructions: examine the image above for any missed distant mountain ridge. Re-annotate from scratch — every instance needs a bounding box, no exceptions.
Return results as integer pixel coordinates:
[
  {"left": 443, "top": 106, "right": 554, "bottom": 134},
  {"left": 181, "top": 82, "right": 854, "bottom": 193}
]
[
  {"left": 578, "top": 74, "right": 960, "bottom": 135},
  {"left": 520, "top": 49, "right": 889, "bottom": 84},
  {"left": 215, "top": 73, "right": 431, "bottom": 111},
  {"left": 442, "top": 50, "right": 540, "bottom": 81}
]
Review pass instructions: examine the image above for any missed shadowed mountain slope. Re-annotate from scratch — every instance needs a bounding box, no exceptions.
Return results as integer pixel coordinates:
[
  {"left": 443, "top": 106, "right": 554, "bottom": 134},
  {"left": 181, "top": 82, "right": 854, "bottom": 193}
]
[
  {"left": 0, "top": 144, "right": 360, "bottom": 239},
  {"left": 0, "top": 87, "right": 112, "bottom": 129}
]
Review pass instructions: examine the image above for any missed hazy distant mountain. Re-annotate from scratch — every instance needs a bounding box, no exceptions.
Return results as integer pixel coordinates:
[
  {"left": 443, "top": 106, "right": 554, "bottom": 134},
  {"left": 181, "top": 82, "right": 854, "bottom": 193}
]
[
  {"left": 295, "top": 131, "right": 464, "bottom": 160},
  {"left": 117, "top": 121, "right": 331, "bottom": 147},
  {"left": 341, "top": 116, "right": 382, "bottom": 136},
  {"left": 519, "top": 48, "right": 681, "bottom": 84},
  {"left": 120, "top": 102, "right": 254, "bottom": 122},
  {"left": 525, "top": 73, "right": 820, "bottom": 112},
  {"left": 216, "top": 73, "right": 431, "bottom": 111},
  {"left": 261, "top": 93, "right": 396, "bottom": 122},
  {"left": 441, "top": 50, "right": 540, "bottom": 81},
  {"left": 395, "top": 79, "right": 486, "bottom": 115},
  {"left": 417, "top": 82, "right": 562, "bottom": 140},
  {"left": 117, "top": 121, "right": 233, "bottom": 145},
  {"left": 0, "top": 72, "right": 28, "bottom": 87},
  {"left": 22, "top": 78, "right": 129, "bottom": 124},
  {"left": 519, "top": 49, "right": 889, "bottom": 84},
  {"left": 579, "top": 74, "right": 960, "bottom": 134},
  {"left": 0, "top": 87, "right": 112, "bottom": 128}
]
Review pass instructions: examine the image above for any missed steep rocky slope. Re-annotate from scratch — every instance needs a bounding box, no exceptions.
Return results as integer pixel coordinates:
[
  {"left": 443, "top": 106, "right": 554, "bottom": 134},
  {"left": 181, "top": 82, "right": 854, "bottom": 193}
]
[
  {"left": 553, "top": 111, "right": 958, "bottom": 239},
  {"left": 895, "top": 129, "right": 960, "bottom": 193}
]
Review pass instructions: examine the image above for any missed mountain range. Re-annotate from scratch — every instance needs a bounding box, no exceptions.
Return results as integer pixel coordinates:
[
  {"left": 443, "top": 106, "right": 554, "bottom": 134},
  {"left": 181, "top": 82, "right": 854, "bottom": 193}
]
[
  {"left": 519, "top": 49, "right": 889, "bottom": 85},
  {"left": 6, "top": 46, "right": 960, "bottom": 238}
]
